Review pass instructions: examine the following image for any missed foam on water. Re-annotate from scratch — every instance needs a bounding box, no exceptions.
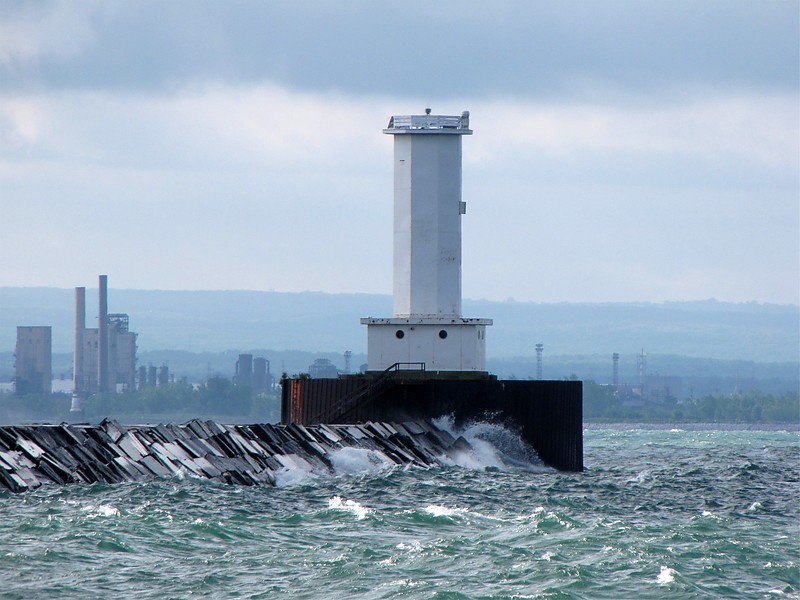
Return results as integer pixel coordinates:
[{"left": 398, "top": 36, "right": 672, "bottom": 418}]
[
  {"left": 81, "top": 504, "right": 120, "bottom": 518},
  {"left": 656, "top": 566, "right": 677, "bottom": 584},
  {"left": 269, "top": 420, "right": 553, "bottom": 485},
  {"left": 434, "top": 415, "right": 551, "bottom": 472},
  {"left": 423, "top": 504, "right": 468, "bottom": 518},
  {"left": 328, "top": 496, "right": 371, "bottom": 520},
  {"left": 273, "top": 454, "right": 318, "bottom": 487},
  {"left": 328, "top": 447, "right": 396, "bottom": 476}
]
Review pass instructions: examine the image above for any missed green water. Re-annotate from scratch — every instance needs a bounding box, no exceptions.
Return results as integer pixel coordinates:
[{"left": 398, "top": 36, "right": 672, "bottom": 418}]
[{"left": 1, "top": 426, "right": 797, "bottom": 599}]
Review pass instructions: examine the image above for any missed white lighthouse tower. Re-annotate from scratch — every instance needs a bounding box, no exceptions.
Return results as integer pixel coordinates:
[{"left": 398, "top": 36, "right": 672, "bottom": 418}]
[{"left": 361, "top": 110, "right": 492, "bottom": 372}]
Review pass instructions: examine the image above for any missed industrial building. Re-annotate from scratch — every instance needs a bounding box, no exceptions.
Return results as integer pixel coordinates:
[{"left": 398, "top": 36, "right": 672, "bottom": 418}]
[
  {"left": 307, "top": 358, "right": 338, "bottom": 379},
  {"left": 14, "top": 326, "right": 52, "bottom": 395},
  {"left": 235, "top": 354, "right": 273, "bottom": 393},
  {"left": 71, "top": 275, "right": 137, "bottom": 411}
]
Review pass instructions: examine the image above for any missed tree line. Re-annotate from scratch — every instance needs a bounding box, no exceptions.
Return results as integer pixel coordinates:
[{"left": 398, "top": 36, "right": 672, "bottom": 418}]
[
  {"left": 583, "top": 380, "right": 798, "bottom": 423},
  {"left": 1, "top": 378, "right": 797, "bottom": 425},
  {"left": 0, "top": 377, "right": 281, "bottom": 424}
]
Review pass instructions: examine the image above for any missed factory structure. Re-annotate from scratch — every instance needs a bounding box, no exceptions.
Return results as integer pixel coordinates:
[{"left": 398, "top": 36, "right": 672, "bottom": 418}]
[
  {"left": 13, "top": 326, "right": 52, "bottom": 395},
  {"left": 282, "top": 110, "right": 584, "bottom": 472},
  {"left": 71, "top": 275, "right": 137, "bottom": 412},
  {"left": 10, "top": 277, "right": 278, "bottom": 404},
  {"left": 235, "top": 353, "right": 273, "bottom": 394}
]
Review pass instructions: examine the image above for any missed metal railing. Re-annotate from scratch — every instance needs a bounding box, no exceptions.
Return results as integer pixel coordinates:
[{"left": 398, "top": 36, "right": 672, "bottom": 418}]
[
  {"left": 306, "top": 362, "right": 425, "bottom": 424},
  {"left": 387, "top": 115, "right": 468, "bottom": 130}
]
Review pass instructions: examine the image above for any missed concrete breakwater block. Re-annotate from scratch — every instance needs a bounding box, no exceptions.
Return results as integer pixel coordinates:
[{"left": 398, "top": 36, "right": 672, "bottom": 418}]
[{"left": 0, "top": 419, "right": 472, "bottom": 493}]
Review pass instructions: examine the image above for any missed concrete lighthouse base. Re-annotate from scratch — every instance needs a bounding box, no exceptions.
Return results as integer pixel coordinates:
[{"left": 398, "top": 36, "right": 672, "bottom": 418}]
[{"left": 281, "top": 374, "right": 583, "bottom": 472}]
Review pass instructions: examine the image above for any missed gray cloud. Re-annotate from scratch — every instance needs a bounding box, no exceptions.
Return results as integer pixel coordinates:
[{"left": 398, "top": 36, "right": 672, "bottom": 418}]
[
  {"left": 2, "top": 1, "right": 797, "bottom": 98},
  {"left": 0, "top": 1, "right": 797, "bottom": 304}
]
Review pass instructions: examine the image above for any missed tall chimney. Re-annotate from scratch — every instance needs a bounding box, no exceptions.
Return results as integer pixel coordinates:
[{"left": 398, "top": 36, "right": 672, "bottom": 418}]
[
  {"left": 98, "top": 275, "right": 109, "bottom": 393},
  {"left": 70, "top": 287, "right": 86, "bottom": 412},
  {"left": 535, "top": 343, "right": 544, "bottom": 380}
]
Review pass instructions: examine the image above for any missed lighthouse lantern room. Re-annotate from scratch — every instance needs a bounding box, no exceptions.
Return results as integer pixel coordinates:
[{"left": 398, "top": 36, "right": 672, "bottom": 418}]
[{"left": 361, "top": 110, "right": 492, "bottom": 372}]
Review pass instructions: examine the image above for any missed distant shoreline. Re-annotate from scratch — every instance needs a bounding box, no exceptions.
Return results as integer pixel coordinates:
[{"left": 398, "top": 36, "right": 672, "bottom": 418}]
[{"left": 584, "top": 421, "right": 799, "bottom": 432}]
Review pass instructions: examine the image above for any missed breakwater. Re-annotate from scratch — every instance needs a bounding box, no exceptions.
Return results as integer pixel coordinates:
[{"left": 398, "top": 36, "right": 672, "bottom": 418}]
[{"left": 0, "top": 419, "right": 473, "bottom": 493}]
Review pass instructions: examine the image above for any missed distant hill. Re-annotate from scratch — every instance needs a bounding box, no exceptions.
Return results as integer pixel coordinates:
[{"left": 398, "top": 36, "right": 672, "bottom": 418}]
[{"left": 1, "top": 287, "right": 797, "bottom": 362}]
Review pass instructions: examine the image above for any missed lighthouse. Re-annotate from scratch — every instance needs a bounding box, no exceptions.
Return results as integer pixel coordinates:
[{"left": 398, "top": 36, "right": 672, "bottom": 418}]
[
  {"left": 281, "top": 110, "right": 583, "bottom": 472},
  {"left": 361, "top": 109, "right": 492, "bottom": 372}
]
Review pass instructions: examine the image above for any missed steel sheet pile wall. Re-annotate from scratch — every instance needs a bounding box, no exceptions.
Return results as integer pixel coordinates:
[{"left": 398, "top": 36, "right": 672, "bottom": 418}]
[
  {"left": 0, "top": 419, "right": 473, "bottom": 493},
  {"left": 282, "top": 378, "right": 583, "bottom": 471},
  {"left": 282, "top": 377, "right": 363, "bottom": 425},
  {"left": 497, "top": 381, "right": 583, "bottom": 472}
]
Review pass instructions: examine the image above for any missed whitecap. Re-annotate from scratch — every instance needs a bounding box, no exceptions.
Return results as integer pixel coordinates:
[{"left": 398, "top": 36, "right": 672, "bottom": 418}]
[
  {"left": 423, "top": 504, "right": 467, "bottom": 518},
  {"left": 82, "top": 504, "right": 119, "bottom": 518},
  {"left": 386, "top": 578, "right": 422, "bottom": 589},
  {"left": 328, "top": 496, "right": 371, "bottom": 520},
  {"left": 656, "top": 566, "right": 677, "bottom": 584},
  {"left": 627, "top": 469, "right": 651, "bottom": 484},
  {"left": 766, "top": 588, "right": 790, "bottom": 596},
  {"left": 747, "top": 501, "right": 763, "bottom": 512},
  {"left": 396, "top": 541, "right": 422, "bottom": 553}
]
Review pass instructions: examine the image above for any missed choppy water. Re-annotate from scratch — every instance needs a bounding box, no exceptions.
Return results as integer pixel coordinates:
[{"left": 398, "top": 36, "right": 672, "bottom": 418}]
[{"left": 1, "top": 423, "right": 797, "bottom": 599}]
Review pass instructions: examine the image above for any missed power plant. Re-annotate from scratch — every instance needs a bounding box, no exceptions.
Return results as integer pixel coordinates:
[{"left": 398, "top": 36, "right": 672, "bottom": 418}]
[{"left": 71, "top": 275, "right": 137, "bottom": 412}]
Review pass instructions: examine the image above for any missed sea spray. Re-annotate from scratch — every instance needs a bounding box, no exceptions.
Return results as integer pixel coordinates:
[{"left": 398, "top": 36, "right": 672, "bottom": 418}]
[{"left": 434, "top": 414, "right": 552, "bottom": 472}]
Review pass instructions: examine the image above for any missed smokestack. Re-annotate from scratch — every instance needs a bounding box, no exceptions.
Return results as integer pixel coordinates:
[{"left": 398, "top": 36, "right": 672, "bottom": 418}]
[
  {"left": 253, "top": 357, "right": 268, "bottom": 393},
  {"left": 138, "top": 366, "right": 147, "bottom": 391},
  {"left": 158, "top": 365, "right": 169, "bottom": 387},
  {"left": 236, "top": 353, "right": 253, "bottom": 388},
  {"left": 73, "top": 287, "right": 85, "bottom": 393},
  {"left": 98, "top": 275, "right": 109, "bottom": 393},
  {"left": 535, "top": 343, "right": 544, "bottom": 380},
  {"left": 148, "top": 366, "right": 158, "bottom": 387},
  {"left": 70, "top": 287, "right": 86, "bottom": 413},
  {"left": 612, "top": 352, "right": 620, "bottom": 389}
]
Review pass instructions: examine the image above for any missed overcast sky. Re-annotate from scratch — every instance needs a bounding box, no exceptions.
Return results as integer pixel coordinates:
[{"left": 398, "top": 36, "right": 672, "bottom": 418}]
[{"left": 1, "top": 1, "right": 798, "bottom": 305}]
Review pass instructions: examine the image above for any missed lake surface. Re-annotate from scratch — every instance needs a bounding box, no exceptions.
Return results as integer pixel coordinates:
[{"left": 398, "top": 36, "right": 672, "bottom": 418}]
[{"left": 1, "top": 423, "right": 797, "bottom": 599}]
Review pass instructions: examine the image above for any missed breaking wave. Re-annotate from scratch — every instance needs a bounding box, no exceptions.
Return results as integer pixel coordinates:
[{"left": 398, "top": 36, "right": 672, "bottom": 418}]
[{"left": 434, "top": 414, "right": 552, "bottom": 472}]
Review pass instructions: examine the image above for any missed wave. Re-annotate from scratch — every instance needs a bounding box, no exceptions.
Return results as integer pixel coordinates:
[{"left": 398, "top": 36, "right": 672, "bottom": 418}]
[
  {"left": 434, "top": 415, "right": 552, "bottom": 473},
  {"left": 269, "top": 418, "right": 551, "bottom": 486}
]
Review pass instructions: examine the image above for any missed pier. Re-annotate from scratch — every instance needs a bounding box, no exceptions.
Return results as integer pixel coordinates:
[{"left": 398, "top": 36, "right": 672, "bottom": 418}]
[{"left": 0, "top": 419, "right": 474, "bottom": 493}]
